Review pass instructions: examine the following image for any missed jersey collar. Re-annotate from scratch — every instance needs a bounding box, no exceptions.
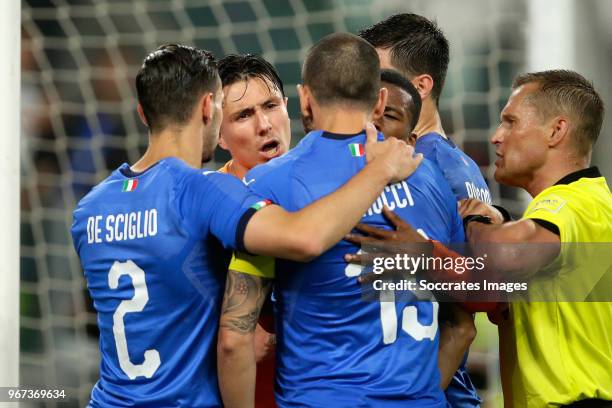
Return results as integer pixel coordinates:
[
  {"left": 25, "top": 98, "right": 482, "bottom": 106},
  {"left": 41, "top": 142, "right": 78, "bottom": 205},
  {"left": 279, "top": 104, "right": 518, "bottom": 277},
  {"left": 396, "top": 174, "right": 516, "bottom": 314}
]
[
  {"left": 553, "top": 166, "right": 601, "bottom": 186},
  {"left": 320, "top": 130, "right": 364, "bottom": 140},
  {"left": 119, "top": 160, "right": 163, "bottom": 178},
  {"left": 417, "top": 132, "right": 457, "bottom": 148}
]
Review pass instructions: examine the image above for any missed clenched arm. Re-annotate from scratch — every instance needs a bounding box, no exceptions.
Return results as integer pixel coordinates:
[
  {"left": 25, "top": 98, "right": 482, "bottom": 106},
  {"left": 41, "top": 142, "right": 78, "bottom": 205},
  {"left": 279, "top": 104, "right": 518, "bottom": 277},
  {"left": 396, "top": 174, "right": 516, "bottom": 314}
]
[{"left": 217, "top": 271, "right": 272, "bottom": 408}]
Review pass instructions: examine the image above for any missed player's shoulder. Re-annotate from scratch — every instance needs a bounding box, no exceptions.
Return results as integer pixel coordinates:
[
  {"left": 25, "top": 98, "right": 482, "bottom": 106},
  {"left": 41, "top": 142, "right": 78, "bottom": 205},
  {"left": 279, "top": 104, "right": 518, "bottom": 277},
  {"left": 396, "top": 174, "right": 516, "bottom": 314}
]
[
  {"left": 418, "top": 132, "right": 476, "bottom": 163},
  {"left": 414, "top": 132, "right": 445, "bottom": 156},
  {"left": 416, "top": 132, "right": 455, "bottom": 150},
  {"left": 245, "top": 131, "right": 319, "bottom": 184},
  {"left": 408, "top": 158, "right": 458, "bottom": 210},
  {"left": 410, "top": 157, "right": 447, "bottom": 185},
  {"left": 154, "top": 157, "right": 240, "bottom": 195},
  {"left": 74, "top": 158, "right": 193, "bottom": 213},
  {"left": 74, "top": 169, "right": 120, "bottom": 210}
]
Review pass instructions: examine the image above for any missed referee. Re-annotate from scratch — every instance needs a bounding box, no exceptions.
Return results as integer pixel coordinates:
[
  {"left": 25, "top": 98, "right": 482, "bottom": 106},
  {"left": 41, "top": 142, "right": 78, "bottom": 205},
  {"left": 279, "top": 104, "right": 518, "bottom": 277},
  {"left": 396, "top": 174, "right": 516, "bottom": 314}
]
[
  {"left": 461, "top": 70, "right": 611, "bottom": 407},
  {"left": 347, "top": 69, "right": 612, "bottom": 407}
]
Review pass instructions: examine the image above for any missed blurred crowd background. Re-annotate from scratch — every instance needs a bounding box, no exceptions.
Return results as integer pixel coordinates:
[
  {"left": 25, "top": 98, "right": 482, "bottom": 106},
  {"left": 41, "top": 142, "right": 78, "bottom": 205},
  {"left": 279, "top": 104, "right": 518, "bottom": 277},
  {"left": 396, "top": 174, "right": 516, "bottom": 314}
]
[{"left": 19, "top": 0, "right": 612, "bottom": 406}]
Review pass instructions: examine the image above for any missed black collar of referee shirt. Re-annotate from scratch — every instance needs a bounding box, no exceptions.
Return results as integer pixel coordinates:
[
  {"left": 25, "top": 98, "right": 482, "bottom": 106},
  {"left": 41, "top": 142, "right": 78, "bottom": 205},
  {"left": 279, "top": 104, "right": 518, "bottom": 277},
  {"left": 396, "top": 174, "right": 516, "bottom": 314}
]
[{"left": 554, "top": 166, "right": 601, "bottom": 186}]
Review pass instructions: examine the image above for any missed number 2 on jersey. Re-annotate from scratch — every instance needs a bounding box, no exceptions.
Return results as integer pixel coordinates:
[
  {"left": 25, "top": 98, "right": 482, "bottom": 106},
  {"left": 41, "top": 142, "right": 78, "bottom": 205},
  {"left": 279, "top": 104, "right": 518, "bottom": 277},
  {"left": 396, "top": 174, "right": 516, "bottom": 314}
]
[{"left": 108, "top": 260, "right": 161, "bottom": 379}]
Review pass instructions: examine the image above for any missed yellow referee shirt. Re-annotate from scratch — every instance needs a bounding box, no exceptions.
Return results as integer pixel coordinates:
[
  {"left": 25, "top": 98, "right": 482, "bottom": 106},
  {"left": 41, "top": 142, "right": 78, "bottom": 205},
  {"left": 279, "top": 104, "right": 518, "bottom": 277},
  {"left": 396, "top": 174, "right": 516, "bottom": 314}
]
[{"left": 499, "top": 167, "right": 612, "bottom": 407}]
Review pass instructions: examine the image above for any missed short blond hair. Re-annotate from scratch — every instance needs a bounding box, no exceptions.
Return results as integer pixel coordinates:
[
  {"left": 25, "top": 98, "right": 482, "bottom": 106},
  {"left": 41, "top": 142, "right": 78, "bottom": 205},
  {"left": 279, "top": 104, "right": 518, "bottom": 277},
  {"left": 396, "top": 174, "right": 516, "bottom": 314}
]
[{"left": 513, "top": 70, "right": 604, "bottom": 156}]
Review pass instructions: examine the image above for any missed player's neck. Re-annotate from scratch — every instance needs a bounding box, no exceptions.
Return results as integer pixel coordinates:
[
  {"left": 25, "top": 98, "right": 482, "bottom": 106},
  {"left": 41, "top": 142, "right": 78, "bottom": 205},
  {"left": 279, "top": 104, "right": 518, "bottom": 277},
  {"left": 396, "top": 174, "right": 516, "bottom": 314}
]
[
  {"left": 228, "top": 160, "right": 249, "bottom": 180},
  {"left": 312, "top": 106, "right": 370, "bottom": 135},
  {"left": 132, "top": 126, "right": 202, "bottom": 172},
  {"left": 414, "top": 99, "right": 445, "bottom": 138}
]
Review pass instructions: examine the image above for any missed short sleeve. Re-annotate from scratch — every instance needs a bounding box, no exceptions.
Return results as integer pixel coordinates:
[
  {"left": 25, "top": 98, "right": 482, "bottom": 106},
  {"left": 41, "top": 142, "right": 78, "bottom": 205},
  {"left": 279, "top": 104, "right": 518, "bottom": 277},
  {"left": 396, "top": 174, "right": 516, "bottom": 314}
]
[
  {"left": 523, "top": 190, "right": 569, "bottom": 237},
  {"left": 179, "top": 170, "right": 273, "bottom": 250},
  {"left": 229, "top": 252, "right": 275, "bottom": 279},
  {"left": 244, "top": 160, "right": 296, "bottom": 209}
]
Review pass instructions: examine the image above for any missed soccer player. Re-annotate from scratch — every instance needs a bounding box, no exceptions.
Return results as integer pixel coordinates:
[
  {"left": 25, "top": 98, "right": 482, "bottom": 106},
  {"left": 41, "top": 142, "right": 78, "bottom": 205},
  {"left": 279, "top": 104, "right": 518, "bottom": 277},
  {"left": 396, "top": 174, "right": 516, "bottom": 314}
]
[
  {"left": 218, "top": 33, "right": 464, "bottom": 407},
  {"left": 360, "top": 15, "right": 491, "bottom": 407},
  {"left": 71, "top": 44, "right": 421, "bottom": 407},
  {"left": 347, "top": 70, "right": 612, "bottom": 407},
  {"left": 374, "top": 69, "right": 422, "bottom": 145},
  {"left": 217, "top": 53, "right": 289, "bottom": 408},
  {"left": 360, "top": 13, "right": 492, "bottom": 204},
  {"left": 217, "top": 54, "right": 291, "bottom": 179},
  {"left": 370, "top": 68, "right": 478, "bottom": 390}
]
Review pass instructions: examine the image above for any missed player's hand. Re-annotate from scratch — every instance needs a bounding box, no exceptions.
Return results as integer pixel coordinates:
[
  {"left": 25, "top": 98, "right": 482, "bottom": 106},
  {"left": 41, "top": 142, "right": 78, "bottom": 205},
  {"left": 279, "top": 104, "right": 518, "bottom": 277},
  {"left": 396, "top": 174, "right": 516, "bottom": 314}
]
[
  {"left": 364, "top": 122, "right": 423, "bottom": 183},
  {"left": 458, "top": 198, "right": 504, "bottom": 224},
  {"left": 254, "top": 324, "right": 275, "bottom": 362},
  {"left": 344, "top": 207, "right": 431, "bottom": 283},
  {"left": 345, "top": 206, "right": 428, "bottom": 258}
]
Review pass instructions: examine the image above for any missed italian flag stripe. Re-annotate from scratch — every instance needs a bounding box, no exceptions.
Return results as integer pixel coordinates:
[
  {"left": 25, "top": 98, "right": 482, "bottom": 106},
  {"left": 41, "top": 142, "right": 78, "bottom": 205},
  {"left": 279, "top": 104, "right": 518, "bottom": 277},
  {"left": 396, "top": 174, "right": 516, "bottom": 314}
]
[
  {"left": 349, "top": 143, "right": 365, "bottom": 157},
  {"left": 122, "top": 179, "right": 138, "bottom": 192},
  {"left": 251, "top": 199, "right": 272, "bottom": 211}
]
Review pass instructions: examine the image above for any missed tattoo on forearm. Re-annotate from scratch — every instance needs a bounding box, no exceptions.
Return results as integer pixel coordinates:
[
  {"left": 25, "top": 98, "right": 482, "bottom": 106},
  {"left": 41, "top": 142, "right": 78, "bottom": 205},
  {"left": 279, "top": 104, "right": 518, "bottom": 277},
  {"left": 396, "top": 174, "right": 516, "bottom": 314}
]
[{"left": 220, "top": 270, "right": 272, "bottom": 334}]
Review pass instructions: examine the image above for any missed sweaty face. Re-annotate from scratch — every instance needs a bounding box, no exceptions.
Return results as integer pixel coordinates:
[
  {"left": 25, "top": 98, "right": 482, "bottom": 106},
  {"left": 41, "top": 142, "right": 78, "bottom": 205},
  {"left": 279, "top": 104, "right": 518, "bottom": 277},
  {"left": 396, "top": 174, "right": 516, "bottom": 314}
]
[
  {"left": 491, "top": 83, "right": 550, "bottom": 189},
  {"left": 220, "top": 78, "right": 291, "bottom": 172},
  {"left": 202, "top": 88, "right": 223, "bottom": 164},
  {"left": 374, "top": 82, "right": 414, "bottom": 144}
]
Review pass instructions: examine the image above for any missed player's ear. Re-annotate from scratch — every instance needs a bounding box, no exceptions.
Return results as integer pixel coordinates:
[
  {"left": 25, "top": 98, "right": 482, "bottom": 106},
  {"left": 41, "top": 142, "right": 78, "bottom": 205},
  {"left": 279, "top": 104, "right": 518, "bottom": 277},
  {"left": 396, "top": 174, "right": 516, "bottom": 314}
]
[
  {"left": 548, "top": 115, "right": 570, "bottom": 148},
  {"left": 201, "top": 92, "right": 213, "bottom": 125},
  {"left": 408, "top": 132, "right": 417, "bottom": 147},
  {"left": 136, "top": 103, "right": 148, "bottom": 128},
  {"left": 283, "top": 96, "right": 289, "bottom": 107},
  {"left": 372, "top": 87, "right": 388, "bottom": 121},
  {"left": 297, "top": 84, "right": 313, "bottom": 118},
  {"left": 411, "top": 74, "right": 434, "bottom": 101}
]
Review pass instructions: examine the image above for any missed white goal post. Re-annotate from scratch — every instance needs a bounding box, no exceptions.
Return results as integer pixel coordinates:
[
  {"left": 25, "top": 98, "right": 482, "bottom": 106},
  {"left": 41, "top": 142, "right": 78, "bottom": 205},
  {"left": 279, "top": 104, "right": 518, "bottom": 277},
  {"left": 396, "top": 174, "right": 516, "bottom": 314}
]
[{"left": 0, "top": 0, "right": 21, "bottom": 394}]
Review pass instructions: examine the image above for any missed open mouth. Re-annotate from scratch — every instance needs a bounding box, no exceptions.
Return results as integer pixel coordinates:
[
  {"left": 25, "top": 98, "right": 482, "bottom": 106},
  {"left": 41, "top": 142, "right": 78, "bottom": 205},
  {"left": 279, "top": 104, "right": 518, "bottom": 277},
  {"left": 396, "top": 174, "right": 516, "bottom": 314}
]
[{"left": 259, "top": 140, "right": 281, "bottom": 159}]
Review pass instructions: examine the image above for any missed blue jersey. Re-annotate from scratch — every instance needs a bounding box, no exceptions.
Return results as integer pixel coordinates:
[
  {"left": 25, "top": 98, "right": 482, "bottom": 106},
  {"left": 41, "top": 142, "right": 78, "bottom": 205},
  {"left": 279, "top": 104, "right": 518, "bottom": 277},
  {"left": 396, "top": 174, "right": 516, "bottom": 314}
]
[
  {"left": 416, "top": 132, "right": 491, "bottom": 204},
  {"left": 246, "top": 130, "right": 464, "bottom": 407},
  {"left": 71, "top": 158, "right": 266, "bottom": 407},
  {"left": 416, "top": 132, "right": 486, "bottom": 408}
]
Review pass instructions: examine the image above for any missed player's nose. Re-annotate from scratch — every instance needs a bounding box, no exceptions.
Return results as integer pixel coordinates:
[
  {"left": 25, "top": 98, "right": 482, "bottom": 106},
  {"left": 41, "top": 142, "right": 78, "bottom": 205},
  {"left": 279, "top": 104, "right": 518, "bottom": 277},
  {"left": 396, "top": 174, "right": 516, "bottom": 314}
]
[
  {"left": 256, "top": 110, "right": 272, "bottom": 135},
  {"left": 490, "top": 127, "right": 503, "bottom": 145}
]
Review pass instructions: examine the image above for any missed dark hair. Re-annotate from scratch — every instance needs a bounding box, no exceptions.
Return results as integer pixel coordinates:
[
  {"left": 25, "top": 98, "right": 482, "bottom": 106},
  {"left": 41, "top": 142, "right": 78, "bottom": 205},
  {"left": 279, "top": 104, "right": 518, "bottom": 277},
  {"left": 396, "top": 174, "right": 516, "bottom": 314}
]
[
  {"left": 218, "top": 54, "right": 285, "bottom": 97},
  {"left": 135, "top": 44, "right": 219, "bottom": 133},
  {"left": 513, "top": 70, "right": 604, "bottom": 156},
  {"left": 302, "top": 33, "right": 380, "bottom": 109},
  {"left": 359, "top": 13, "right": 449, "bottom": 104},
  {"left": 381, "top": 69, "right": 422, "bottom": 131}
]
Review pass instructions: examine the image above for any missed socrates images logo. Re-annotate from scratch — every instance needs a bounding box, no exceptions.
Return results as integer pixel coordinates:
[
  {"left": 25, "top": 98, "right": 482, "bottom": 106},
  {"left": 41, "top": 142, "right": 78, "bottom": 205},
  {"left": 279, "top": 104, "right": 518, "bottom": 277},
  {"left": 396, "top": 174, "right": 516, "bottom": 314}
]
[{"left": 122, "top": 179, "right": 138, "bottom": 192}]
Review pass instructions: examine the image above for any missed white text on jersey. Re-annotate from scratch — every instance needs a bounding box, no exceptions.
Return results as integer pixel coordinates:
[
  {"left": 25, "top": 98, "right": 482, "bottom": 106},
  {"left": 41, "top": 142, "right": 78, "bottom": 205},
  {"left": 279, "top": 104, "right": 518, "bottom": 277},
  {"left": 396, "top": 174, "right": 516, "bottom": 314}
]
[
  {"left": 365, "top": 181, "right": 414, "bottom": 217},
  {"left": 87, "top": 209, "right": 158, "bottom": 244},
  {"left": 465, "top": 181, "right": 492, "bottom": 204}
]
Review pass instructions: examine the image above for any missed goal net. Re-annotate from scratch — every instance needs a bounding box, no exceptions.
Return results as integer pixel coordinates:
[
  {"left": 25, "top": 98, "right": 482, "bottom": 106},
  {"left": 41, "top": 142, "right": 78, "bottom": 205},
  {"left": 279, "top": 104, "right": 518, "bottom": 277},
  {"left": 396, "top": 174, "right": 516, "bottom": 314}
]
[{"left": 20, "top": 0, "right": 529, "bottom": 405}]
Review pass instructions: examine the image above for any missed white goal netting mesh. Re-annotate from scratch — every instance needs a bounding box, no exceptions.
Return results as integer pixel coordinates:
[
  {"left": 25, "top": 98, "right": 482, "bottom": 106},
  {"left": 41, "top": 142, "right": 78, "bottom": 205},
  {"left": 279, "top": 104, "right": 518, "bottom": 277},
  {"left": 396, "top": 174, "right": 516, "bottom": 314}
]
[{"left": 21, "top": 0, "right": 527, "bottom": 406}]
